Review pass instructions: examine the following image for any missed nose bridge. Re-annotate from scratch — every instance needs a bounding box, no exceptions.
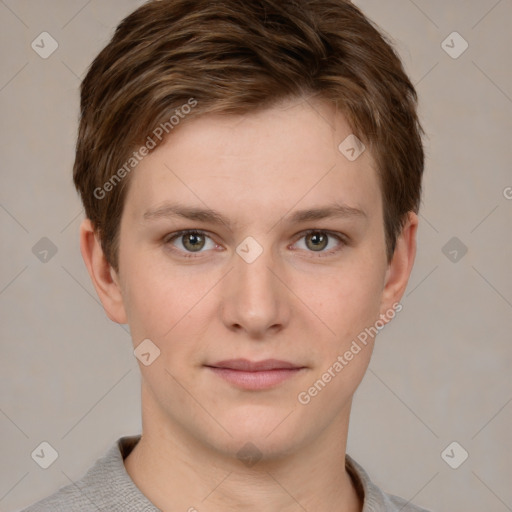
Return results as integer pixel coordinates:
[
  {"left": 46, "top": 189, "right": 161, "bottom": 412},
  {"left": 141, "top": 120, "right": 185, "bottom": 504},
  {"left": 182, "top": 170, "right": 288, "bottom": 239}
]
[
  {"left": 236, "top": 248, "right": 275, "bottom": 296},
  {"left": 221, "top": 238, "right": 289, "bottom": 335}
]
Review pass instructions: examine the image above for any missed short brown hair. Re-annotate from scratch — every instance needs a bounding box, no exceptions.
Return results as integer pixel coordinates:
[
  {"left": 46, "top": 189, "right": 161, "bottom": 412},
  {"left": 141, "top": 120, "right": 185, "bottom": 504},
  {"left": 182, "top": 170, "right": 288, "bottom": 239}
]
[{"left": 74, "top": 0, "right": 424, "bottom": 271}]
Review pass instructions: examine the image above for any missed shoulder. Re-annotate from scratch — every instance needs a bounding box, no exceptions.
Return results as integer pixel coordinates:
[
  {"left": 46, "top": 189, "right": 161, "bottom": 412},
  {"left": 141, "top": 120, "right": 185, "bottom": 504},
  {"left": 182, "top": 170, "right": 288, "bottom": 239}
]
[
  {"left": 379, "top": 492, "right": 434, "bottom": 512},
  {"left": 19, "top": 483, "right": 97, "bottom": 512},
  {"left": 20, "top": 436, "right": 158, "bottom": 512},
  {"left": 345, "top": 454, "right": 434, "bottom": 512}
]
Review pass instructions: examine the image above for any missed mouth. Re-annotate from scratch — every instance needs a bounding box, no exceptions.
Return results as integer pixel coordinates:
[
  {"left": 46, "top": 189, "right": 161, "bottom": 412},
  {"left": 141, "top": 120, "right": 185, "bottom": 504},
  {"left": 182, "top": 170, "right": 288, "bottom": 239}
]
[{"left": 204, "top": 359, "right": 306, "bottom": 390}]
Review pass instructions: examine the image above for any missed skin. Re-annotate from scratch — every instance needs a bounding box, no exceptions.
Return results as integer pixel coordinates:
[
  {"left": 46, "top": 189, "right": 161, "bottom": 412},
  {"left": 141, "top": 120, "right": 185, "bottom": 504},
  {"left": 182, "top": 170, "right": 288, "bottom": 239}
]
[{"left": 80, "top": 95, "right": 417, "bottom": 512}]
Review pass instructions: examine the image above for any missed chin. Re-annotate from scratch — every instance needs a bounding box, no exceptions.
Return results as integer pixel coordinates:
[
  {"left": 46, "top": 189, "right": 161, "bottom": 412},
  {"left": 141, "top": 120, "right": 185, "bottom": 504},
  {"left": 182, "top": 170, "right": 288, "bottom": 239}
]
[{"left": 201, "top": 409, "right": 311, "bottom": 462}]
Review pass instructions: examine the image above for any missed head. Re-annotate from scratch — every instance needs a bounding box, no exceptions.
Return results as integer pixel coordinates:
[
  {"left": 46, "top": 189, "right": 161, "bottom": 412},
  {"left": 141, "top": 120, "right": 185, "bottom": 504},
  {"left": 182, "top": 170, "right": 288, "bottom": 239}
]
[{"left": 77, "top": 0, "right": 423, "bottom": 461}]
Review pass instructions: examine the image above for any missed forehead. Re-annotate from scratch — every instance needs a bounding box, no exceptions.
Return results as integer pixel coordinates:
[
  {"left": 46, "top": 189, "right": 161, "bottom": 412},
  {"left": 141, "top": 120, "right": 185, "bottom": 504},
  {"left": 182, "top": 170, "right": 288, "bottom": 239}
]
[{"left": 123, "top": 96, "right": 381, "bottom": 226}]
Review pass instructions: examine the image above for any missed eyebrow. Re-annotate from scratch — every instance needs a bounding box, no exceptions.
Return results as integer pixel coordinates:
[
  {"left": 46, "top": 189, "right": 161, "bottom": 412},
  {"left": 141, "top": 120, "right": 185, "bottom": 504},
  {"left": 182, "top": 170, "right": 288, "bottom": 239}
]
[
  {"left": 142, "top": 201, "right": 367, "bottom": 227},
  {"left": 288, "top": 204, "right": 366, "bottom": 223},
  {"left": 143, "top": 203, "right": 232, "bottom": 227}
]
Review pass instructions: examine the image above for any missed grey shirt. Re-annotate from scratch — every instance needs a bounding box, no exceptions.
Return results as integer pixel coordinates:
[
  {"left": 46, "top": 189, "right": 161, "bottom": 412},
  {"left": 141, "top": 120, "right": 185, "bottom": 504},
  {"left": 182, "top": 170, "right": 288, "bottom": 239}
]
[{"left": 21, "top": 435, "right": 432, "bottom": 511}]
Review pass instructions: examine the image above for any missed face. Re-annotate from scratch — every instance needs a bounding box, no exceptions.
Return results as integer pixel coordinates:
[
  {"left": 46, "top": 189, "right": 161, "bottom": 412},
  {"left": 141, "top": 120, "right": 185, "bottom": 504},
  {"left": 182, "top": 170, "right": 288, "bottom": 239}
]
[{"left": 96, "top": 96, "right": 413, "bottom": 460}]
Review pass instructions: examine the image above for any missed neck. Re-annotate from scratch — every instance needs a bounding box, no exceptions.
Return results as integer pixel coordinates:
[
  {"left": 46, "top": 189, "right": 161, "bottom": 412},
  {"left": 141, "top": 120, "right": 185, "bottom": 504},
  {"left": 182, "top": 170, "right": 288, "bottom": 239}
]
[{"left": 124, "top": 389, "right": 362, "bottom": 512}]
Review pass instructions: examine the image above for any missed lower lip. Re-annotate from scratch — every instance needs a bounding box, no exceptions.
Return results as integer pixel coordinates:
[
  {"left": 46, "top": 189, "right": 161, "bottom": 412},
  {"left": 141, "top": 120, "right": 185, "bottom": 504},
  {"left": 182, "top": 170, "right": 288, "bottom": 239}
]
[{"left": 207, "top": 367, "right": 304, "bottom": 390}]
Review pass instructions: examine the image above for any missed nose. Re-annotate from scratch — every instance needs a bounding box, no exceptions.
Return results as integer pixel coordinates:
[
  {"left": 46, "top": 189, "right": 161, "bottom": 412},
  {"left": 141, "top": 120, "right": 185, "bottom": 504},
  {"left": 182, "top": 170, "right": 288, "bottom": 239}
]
[{"left": 219, "top": 243, "right": 291, "bottom": 338}]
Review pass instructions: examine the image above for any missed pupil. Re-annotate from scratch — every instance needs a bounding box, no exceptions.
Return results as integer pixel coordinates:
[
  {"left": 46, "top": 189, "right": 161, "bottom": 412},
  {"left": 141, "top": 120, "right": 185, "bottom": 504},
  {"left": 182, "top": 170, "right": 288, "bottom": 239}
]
[
  {"left": 307, "top": 232, "right": 327, "bottom": 251},
  {"left": 184, "top": 233, "right": 204, "bottom": 251}
]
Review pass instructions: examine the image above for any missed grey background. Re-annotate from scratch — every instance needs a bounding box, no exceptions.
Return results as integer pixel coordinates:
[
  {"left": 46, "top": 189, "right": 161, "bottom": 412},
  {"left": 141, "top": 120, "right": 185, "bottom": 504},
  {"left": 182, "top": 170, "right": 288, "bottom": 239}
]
[{"left": 1, "top": 0, "right": 511, "bottom": 510}]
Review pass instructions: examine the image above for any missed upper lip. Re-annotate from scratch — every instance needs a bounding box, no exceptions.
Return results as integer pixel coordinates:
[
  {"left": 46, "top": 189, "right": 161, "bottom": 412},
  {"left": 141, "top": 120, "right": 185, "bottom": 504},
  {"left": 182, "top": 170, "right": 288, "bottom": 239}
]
[{"left": 207, "top": 359, "right": 304, "bottom": 371}]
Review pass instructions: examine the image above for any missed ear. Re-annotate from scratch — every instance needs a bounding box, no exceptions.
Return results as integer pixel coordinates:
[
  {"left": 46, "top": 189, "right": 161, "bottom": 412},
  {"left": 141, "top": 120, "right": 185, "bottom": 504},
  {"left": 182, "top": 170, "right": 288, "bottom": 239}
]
[
  {"left": 379, "top": 211, "right": 418, "bottom": 317},
  {"left": 79, "top": 218, "right": 128, "bottom": 324}
]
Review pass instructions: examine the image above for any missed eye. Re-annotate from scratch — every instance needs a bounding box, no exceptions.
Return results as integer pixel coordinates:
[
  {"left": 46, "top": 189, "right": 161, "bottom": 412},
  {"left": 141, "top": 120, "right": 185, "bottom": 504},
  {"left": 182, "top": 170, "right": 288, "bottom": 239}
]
[
  {"left": 292, "top": 230, "right": 345, "bottom": 254},
  {"left": 165, "top": 230, "right": 217, "bottom": 254}
]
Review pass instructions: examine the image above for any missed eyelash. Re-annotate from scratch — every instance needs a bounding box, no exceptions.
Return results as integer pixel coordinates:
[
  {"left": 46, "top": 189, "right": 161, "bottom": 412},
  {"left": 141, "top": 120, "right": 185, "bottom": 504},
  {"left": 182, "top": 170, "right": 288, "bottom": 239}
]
[{"left": 163, "top": 229, "right": 348, "bottom": 259}]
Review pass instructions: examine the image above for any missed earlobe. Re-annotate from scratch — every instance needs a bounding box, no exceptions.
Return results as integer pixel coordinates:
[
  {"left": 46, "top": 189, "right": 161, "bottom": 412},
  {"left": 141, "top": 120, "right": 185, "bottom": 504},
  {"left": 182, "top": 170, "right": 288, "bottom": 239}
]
[
  {"left": 380, "top": 212, "right": 418, "bottom": 317},
  {"left": 79, "top": 218, "right": 128, "bottom": 324}
]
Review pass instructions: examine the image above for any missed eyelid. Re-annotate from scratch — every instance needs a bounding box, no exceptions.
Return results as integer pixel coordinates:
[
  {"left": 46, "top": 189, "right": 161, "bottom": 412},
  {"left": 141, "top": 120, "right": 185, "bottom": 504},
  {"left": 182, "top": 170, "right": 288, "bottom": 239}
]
[
  {"left": 292, "top": 228, "right": 348, "bottom": 243},
  {"left": 164, "top": 229, "right": 219, "bottom": 258},
  {"left": 163, "top": 229, "right": 213, "bottom": 244},
  {"left": 163, "top": 228, "right": 348, "bottom": 258},
  {"left": 290, "top": 229, "right": 348, "bottom": 256}
]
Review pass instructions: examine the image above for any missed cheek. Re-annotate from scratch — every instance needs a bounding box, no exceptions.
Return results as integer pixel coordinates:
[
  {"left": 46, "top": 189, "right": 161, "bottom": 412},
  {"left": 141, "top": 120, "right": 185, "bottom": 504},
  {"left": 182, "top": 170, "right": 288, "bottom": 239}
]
[
  {"left": 306, "top": 262, "right": 385, "bottom": 347},
  {"left": 120, "top": 250, "right": 219, "bottom": 344},
  {"left": 294, "top": 269, "right": 383, "bottom": 416}
]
